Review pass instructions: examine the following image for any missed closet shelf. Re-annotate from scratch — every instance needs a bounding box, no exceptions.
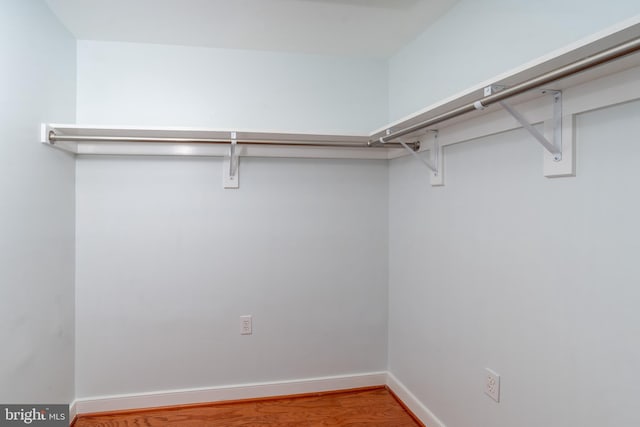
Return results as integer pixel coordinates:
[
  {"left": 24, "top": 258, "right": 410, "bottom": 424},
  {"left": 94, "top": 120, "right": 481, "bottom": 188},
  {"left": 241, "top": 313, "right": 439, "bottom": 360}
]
[
  {"left": 42, "top": 18, "right": 640, "bottom": 186},
  {"left": 41, "top": 125, "right": 408, "bottom": 160},
  {"left": 371, "top": 17, "right": 640, "bottom": 144}
]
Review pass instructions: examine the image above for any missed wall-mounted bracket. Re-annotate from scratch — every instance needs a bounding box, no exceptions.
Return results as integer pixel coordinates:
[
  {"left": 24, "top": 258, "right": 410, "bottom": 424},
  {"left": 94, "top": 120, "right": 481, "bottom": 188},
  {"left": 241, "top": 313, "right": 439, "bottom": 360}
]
[
  {"left": 496, "top": 89, "right": 573, "bottom": 177},
  {"left": 543, "top": 112, "right": 575, "bottom": 177},
  {"left": 41, "top": 123, "right": 52, "bottom": 145},
  {"left": 484, "top": 84, "right": 507, "bottom": 97},
  {"left": 499, "top": 90, "right": 563, "bottom": 161},
  {"left": 40, "top": 123, "right": 78, "bottom": 153},
  {"left": 425, "top": 131, "right": 443, "bottom": 186},
  {"left": 223, "top": 131, "right": 239, "bottom": 189},
  {"left": 395, "top": 130, "right": 443, "bottom": 186}
]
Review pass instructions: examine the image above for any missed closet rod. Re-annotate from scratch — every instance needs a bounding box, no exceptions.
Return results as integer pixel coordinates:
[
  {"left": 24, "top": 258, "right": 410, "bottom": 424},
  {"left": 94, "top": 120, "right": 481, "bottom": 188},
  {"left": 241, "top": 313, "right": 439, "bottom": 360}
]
[
  {"left": 372, "top": 36, "right": 640, "bottom": 144},
  {"left": 48, "top": 133, "right": 419, "bottom": 150}
]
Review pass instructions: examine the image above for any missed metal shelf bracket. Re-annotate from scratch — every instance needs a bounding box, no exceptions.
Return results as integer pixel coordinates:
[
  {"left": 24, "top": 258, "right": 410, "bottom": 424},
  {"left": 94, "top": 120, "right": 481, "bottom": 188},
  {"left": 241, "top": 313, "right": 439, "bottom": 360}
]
[
  {"left": 499, "top": 90, "right": 563, "bottom": 161},
  {"left": 394, "top": 129, "right": 443, "bottom": 186},
  {"left": 425, "top": 130, "right": 443, "bottom": 186},
  {"left": 223, "top": 131, "right": 239, "bottom": 189}
]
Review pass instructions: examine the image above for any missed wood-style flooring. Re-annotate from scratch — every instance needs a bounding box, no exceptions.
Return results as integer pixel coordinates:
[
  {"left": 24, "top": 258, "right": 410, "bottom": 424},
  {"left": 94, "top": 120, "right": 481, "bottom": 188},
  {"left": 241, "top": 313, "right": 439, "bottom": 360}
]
[{"left": 73, "top": 387, "right": 423, "bottom": 427}]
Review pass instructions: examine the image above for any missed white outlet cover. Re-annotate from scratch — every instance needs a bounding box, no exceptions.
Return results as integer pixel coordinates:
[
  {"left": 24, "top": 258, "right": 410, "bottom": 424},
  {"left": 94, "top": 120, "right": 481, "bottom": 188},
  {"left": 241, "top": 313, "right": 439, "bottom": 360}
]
[
  {"left": 485, "top": 368, "right": 500, "bottom": 402},
  {"left": 240, "top": 315, "right": 252, "bottom": 335}
]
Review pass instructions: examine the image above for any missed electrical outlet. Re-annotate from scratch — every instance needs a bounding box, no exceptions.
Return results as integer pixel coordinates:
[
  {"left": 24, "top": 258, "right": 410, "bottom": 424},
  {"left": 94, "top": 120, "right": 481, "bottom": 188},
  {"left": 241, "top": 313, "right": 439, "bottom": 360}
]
[
  {"left": 240, "top": 315, "right": 252, "bottom": 335},
  {"left": 485, "top": 368, "right": 500, "bottom": 402}
]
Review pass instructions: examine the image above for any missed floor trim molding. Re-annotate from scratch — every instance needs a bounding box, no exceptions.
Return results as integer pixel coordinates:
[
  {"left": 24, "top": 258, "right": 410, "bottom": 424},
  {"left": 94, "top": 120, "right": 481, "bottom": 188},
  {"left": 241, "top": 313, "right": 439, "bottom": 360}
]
[
  {"left": 68, "top": 401, "right": 77, "bottom": 426},
  {"left": 386, "top": 372, "right": 447, "bottom": 427},
  {"left": 74, "top": 372, "right": 387, "bottom": 416},
  {"left": 73, "top": 371, "right": 445, "bottom": 427}
]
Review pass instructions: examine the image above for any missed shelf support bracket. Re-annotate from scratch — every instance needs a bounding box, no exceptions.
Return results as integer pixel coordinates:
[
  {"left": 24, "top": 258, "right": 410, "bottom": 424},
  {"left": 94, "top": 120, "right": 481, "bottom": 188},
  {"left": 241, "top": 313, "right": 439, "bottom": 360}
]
[
  {"left": 499, "top": 90, "right": 563, "bottom": 161},
  {"left": 223, "top": 131, "right": 239, "bottom": 189},
  {"left": 391, "top": 129, "right": 436, "bottom": 172},
  {"left": 393, "top": 130, "right": 443, "bottom": 186},
  {"left": 425, "top": 130, "right": 443, "bottom": 186}
]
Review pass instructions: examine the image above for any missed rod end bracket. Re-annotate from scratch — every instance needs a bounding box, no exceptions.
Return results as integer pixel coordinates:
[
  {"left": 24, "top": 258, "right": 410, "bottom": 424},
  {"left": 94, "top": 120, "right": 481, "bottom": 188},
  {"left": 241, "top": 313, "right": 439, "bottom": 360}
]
[{"left": 41, "top": 123, "right": 55, "bottom": 145}]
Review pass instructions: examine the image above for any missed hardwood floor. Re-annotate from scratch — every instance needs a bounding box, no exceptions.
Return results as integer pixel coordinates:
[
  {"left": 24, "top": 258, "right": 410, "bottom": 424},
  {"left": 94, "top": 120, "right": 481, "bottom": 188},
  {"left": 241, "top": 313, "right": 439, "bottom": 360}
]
[{"left": 74, "top": 387, "right": 423, "bottom": 427}]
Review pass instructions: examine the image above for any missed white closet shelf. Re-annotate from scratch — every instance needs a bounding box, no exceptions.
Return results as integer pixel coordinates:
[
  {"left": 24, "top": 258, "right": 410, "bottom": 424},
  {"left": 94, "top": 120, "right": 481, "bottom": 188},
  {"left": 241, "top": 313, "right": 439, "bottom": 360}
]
[
  {"left": 371, "top": 17, "right": 640, "bottom": 142},
  {"left": 43, "top": 17, "right": 640, "bottom": 184},
  {"left": 41, "top": 124, "right": 403, "bottom": 160}
]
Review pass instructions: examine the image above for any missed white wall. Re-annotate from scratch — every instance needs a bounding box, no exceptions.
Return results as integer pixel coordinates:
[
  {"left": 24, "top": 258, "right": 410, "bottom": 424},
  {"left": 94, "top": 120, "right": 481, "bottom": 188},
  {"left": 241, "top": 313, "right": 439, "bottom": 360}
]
[
  {"left": 388, "top": 84, "right": 640, "bottom": 426},
  {"left": 10, "top": 2, "right": 637, "bottom": 417},
  {"left": 388, "top": 0, "right": 640, "bottom": 121},
  {"left": 388, "top": 7, "right": 640, "bottom": 425},
  {"left": 77, "top": 41, "right": 388, "bottom": 133},
  {"left": 0, "top": 0, "right": 76, "bottom": 404},
  {"left": 74, "top": 42, "right": 389, "bottom": 398}
]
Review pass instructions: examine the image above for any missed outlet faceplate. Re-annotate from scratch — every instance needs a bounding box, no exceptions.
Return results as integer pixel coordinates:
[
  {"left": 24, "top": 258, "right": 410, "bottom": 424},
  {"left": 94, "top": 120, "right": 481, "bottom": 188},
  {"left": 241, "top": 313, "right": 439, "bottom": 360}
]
[
  {"left": 485, "top": 368, "right": 500, "bottom": 402},
  {"left": 240, "top": 315, "right": 252, "bottom": 335}
]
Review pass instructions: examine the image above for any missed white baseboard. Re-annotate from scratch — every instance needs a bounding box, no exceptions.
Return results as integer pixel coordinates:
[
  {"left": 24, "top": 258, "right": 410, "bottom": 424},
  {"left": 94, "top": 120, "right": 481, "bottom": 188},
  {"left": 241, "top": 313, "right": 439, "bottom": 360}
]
[
  {"left": 73, "top": 371, "right": 443, "bottom": 426},
  {"left": 74, "top": 371, "right": 387, "bottom": 415},
  {"left": 386, "top": 372, "right": 447, "bottom": 427},
  {"left": 68, "top": 401, "right": 77, "bottom": 426}
]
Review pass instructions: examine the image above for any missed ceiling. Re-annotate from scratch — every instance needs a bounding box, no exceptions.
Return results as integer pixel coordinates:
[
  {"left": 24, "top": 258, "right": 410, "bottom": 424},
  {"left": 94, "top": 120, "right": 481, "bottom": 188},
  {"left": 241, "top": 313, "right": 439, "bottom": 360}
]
[{"left": 45, "top": 0, "right": 458, "bottom": 58}]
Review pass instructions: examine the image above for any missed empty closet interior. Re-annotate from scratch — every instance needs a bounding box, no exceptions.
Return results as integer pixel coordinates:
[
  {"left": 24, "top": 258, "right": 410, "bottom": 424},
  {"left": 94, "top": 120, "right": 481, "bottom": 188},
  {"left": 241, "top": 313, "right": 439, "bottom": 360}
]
[{"left": 3, "top": 1, "right": 640, "bottom": 426}]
